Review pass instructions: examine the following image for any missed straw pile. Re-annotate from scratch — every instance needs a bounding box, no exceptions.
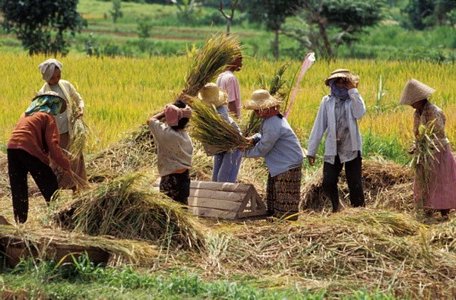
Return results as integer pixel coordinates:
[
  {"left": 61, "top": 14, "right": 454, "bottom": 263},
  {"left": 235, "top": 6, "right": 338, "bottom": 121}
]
[
  {"left": 300, "top": 159, "right": 414, "bottom": 212},
  {"left": 0, "top": 225, "right": 158, "bottom": 266},
  {"left": 53, "top": 173, "right": 206, "bottom": 250},
  {"left": 215, "top": 209, "right": 456, "bottom": 298},
  {"left": 86, "top": 125, "right": 156, "bottom": 182}
]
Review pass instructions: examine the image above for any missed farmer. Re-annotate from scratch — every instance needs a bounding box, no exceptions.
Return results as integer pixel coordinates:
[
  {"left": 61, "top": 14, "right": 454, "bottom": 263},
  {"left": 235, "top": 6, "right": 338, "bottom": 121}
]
[
  {"left": 7, "top": 91, "right": 71, "bottom": 223},
  {"left": 38, "top": 58, "right": 87, "bottom": 191},
  {"left": 198, "top": 83, "right": 242, "bottom": 182},
  {"left": 243, "top": 89, "right": 304, "bottom": 220},
  {"left": 148, "top": 100, "right": 193, "bottom": 205},
  {"left": 216, "top": 52, "right": 243, "bottom": 119},
  {"left": 307, "top": 69, "right": 366, "bottom": 212},
  {"left": 400, "top": 79, "right": 456, "bottom": 220}
]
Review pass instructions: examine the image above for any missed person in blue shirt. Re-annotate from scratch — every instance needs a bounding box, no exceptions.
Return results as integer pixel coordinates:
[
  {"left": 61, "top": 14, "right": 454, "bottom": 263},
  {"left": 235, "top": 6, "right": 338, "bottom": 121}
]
[{"left": 243, "top": 89, "right": 304, "bottom": 220}]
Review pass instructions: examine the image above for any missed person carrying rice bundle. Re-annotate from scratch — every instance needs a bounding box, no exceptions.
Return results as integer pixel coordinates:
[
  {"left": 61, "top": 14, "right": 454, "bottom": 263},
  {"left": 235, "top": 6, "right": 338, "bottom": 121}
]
[
  {"left": 307, "top": 69, "right": 366, "bottom": 212},
  {"left": 7, "top": 91, "right": 71, "bottom": 223},
  {"left": 148, "top": 100, "right": 193, "bottom": 205},
  {"left": 198, "top": 83, "right": 242, "bottom": 182},
  {"left": 242, "top": 89, "right": 304, "bottom": 220},
  {"left": 216, "top": 53, "right": 243, "bottom": 119},
  {"left": 37, "top": 58, "right": 87, "bottom": 192},
  {"left": 400, "top": 79, "right": 456, "bottom": 220}
]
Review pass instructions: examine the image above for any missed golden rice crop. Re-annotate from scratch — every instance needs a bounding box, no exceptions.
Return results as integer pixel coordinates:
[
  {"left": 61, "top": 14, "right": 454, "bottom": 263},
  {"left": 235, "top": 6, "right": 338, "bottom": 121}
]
[{"left": 0, "top": 54, "right": 455, "bottom": 154}]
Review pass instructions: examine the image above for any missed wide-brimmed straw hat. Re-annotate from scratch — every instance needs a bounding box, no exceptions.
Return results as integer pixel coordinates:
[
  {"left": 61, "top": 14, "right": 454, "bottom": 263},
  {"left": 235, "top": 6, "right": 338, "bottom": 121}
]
[
  {"left": 399, "top": 79, "right": 435, "bottom": 106},
  {"left": 198, "top": 83, "right": 228, "bottom": 108},
  {"left": 244, "top": 89, "right": 282, "bottom": 110},
  {"left": 324, "top": 69, "right": 359, "bottom": 86}
]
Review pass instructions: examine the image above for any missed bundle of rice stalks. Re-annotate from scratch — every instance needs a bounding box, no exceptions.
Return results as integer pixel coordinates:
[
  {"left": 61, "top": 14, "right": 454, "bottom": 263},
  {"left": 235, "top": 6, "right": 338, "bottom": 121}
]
[
  {"left": 86, "top": 125, "right": 156, "bottom": 182},
  {"left": 243, "top": 64, "right": 290, "bottom": 137},
  {"left": 300, "top": 159, "right": 413, "bottom": 212},
  {"left": 190, "top": 98, "right": 250, "bottom": 155},
  {"left": 0, "top": 225, "right": 158, "bottom": 266},
  {"left": 181, "top": 33, "right": 241, "bottom": 98},
  {"left": 219, "top": 209, "right": 456, "bottom": 298},
  {"left": 53, "top": 173, "right": 206, "bottom": 250},
  {"left": 69, "top": 118, "right": 89, "bottom": 160},
  {"left": 410, "top": 121, "right": 443, "bottom": 209},
  {"left": 0, "top": 152, "right": 10, "bottom": 198}
]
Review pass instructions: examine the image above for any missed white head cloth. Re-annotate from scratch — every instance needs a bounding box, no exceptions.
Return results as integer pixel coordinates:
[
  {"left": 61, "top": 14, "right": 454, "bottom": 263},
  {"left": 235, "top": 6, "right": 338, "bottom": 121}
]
[{"left": 38, "top": 58, "right": 63, "bottom": 82}]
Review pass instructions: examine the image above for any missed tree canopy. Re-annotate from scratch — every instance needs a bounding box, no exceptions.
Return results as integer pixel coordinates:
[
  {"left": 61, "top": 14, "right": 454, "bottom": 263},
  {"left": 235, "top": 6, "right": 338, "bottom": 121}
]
[{"left": 0, "top": 0, "right": 86, "bottom": 55}]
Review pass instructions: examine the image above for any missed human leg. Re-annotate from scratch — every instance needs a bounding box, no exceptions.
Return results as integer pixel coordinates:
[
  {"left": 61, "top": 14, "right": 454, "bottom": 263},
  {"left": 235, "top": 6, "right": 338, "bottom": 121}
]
[
  {"left": 274, "top": 166, "right": 302, "bottom": 220},
  {"left": 214, "top": 150, "right": 242, "bottom": 183},
  {"left": 322, "top": 157, "right": 343, "bottom": 212},
  {"left": 212, "top": 153, "right": 224, "bottom": 181},
  {"left": 28, "top": 156, "right": 59, "bottom": 203},
  {"left": 7, "top": 149, "right": 29, "bottom": 223},
  {"left": 344, "top": 153, "right": 365, "bottom": 207}
]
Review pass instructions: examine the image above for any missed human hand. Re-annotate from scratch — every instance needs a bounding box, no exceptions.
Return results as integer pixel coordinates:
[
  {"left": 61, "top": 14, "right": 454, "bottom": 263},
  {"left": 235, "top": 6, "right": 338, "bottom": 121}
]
[
  {"left": 407, "top": 144, "right": 416, "bottom": 154},
  {"left": 307, "top": 156, "right": 315, "bottom": 166}
]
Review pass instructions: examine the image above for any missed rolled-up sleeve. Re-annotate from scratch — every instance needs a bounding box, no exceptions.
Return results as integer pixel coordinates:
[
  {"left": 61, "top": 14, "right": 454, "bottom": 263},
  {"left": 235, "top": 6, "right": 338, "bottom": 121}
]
[
  {"left": 307, "top": 99, "right": 328, "bottom": 157},
  {"left": 348, "top": 88, "right": 365, "bottom": 119}
]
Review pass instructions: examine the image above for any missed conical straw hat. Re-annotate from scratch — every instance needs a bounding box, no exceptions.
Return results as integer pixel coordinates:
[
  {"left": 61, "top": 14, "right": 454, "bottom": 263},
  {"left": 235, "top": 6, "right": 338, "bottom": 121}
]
[
  {"left": 244, "top": 89, "right": 282, "bottom": 110},
  {"left": 198, "top": 83, "right": 228, "bottom": 108},
  {"left": 399, "top": 79, "right": 435, "bottom": 105}
]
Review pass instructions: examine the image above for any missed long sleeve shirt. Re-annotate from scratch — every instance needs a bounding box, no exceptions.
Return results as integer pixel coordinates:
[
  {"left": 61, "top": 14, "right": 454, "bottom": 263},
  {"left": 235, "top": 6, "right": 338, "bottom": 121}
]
[
  {"left": 307, "top": 88, "right": 366, "bottom": 164},
  {"left": 244, "top": 115, "right": 303, "bottom": 177},
  {"left": 149, "top": 119, "right": 193, "bottom": 176},
  {"left": 216, "top": 71, "right": 241, "bottom": 118},
  {"left": 39, "top": 79, "right": 85, "bottom": 135},
  {"left": 7, "top": 112, "right": 71, "bottom": 170}
]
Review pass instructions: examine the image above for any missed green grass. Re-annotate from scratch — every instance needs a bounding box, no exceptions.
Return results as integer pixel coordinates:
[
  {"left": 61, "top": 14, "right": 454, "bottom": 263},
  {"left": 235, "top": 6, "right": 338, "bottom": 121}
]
[{"left": 0, "top": 256, "right": 396, "bottom": 299}]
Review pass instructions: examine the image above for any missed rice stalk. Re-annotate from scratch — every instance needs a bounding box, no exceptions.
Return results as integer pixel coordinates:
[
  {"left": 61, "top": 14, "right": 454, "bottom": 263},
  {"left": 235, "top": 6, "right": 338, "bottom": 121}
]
[
  {"left": 410, "top": 121, "right": 444, "bottom": 210},
  {"left": 180, "top": 33, "right": 241, "bottom": 99},
  {"left": 243, "top": 64, "right": 291, "bottom": 137},
  {"left": 190, "top": 98, "right": 250, "bottom": 155}
]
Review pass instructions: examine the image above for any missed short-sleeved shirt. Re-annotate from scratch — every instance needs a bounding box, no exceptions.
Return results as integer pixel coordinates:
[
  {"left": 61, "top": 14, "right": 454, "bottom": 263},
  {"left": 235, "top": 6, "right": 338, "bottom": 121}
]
[
  {"left": 149, "top": 120, "right": 193, "bottom": 176},
  {"left": 216, "top": 71, "right": 241, "bottom": 117}
]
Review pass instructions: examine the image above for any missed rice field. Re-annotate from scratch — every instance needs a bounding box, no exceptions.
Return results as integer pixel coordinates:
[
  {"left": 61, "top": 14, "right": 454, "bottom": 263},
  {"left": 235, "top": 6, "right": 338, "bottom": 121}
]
[{"left": 1, "top": 53, "right": 455, "bottom": 156}]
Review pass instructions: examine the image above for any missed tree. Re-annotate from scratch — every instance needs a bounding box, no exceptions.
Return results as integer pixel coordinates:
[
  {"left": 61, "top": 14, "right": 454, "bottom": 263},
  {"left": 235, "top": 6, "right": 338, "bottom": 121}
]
[
  {"left": 283, "top": 0, "right": 383, "bottom": 58},
  {"left": 404, "top": 0, "right": 456, "bottom": 29},
  {"left": 110, "top": 0, "right": 123, "bottom": 24},
  {"left": 218, "top": 0, "right": 239, "bottom": 35},
  {"left": 403, "top": 0, "right": 434, "bottom": 29},
  {"left": 245, "top": 0, "right": 304, "bottom": 59},
  {"left": 0, "top": 0, "right": 86, "bottom": 55}
]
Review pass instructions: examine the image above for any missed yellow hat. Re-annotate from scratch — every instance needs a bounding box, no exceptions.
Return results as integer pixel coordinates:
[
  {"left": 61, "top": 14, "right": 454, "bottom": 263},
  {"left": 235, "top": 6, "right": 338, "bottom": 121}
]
[
  {"left": 324, "top": 69, "right": 359, "bottom": 86},
  {"left": 244, "top": 89, "right": 282, "bottom": 110},
  {"left": 198, "top": 83, "right": 228, "bottom": 108},
  {"left": 399, "top": 79, "right": 435, "bottom": 106}
]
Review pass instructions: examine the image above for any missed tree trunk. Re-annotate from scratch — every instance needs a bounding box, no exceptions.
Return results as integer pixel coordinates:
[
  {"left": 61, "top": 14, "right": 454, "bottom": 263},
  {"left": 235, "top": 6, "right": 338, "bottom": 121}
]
[
  {"left": 273, "top": 29, "right": 280, "bottom": 60},
  {"left": 226, "top": 19, "right": 232, "bottom": 35},
  {"left": 318, "top": 21, "right": 333, "bottom": 58}
]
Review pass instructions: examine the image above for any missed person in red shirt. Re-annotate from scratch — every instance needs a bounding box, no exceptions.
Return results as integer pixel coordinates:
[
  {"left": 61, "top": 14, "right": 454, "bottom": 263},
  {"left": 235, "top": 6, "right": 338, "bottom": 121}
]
[{"left": 7, "top": 91, "right": 71, "bottom": 223}]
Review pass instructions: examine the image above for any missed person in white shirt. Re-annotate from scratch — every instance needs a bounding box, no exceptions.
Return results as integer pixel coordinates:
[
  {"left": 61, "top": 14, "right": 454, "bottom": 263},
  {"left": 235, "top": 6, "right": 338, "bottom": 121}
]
[
  {"left": 307, "top": 69, "right": 366, "bottom": 212},
  {"left": 216, "top": 54, "right": 243, "bottom": 119},
  {"left": 148, "top": 100, "right": 193, "bottom": 205}
]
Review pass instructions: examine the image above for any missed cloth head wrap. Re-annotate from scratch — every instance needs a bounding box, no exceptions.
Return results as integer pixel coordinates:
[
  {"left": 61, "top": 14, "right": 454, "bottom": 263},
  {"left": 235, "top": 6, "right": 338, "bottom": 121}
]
[
  {"left": 38, "top": 59, "right": 63, "bottom": 82},
  {"left": 25, "top": 95, "right": 63, "bottom": 116},
  {"left": 329, "top": 79, "right": 350, "bottom": 100},
  {"left": 164, "top": 104, "right": 192, "bottom": 126}
]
